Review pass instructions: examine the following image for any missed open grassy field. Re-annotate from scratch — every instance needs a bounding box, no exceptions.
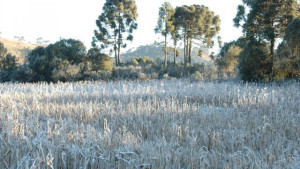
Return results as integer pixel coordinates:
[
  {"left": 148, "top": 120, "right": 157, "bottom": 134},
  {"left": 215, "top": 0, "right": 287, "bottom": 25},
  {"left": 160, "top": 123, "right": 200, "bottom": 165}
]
[{"left": 0, "top": 80, "right": 299, "bottom": 169}]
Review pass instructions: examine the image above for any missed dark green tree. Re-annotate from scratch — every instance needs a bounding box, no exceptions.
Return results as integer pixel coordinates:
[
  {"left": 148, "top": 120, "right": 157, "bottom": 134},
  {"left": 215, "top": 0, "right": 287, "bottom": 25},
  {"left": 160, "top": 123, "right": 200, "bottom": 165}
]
[
  {"left": 93, "top": 0, "right": 138, "bottom": 66},
  {"left": 0, "top": 42, "right": 18, "bottom": 72},
  {"left": 234, "top": 0, "right": 299, "bottom": 75},
  {"left": 0, "top": 53, "right": 18, "bottom": 71},
  {"left": 28, "top": 46, "right": 52, "bottom": 82},
  {"left": 28, "top": 39, "right": 87, "bottom": 82},
  {"left": 155, "top": 2, "right": 175, "bottom": 67},
  {"left": 275, "top": 17, "right": 300, "bottom": 79},
  {"left": 239, "top": 39, "right": 272, "bottom": 82},
  {"left": 47, "top": 39, "right": 87, "bottom": 82},
  {"left": 47, "top": 39, "right": 86, "bottom": 64},
  {"left": 284, "top": 17, "right": 300, "bottom": 58}
]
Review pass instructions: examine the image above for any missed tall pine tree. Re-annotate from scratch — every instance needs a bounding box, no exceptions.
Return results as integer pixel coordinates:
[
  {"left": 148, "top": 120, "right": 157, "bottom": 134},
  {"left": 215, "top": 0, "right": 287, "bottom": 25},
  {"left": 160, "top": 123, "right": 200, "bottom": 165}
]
[
  {"left": 174, "top": 5, "right": 220, "bottom": 66},
  {"left": 155, "top": 2, "right": 175, "bottom": 67},
  {"left": 93, "top": 0, "right": 138, "bottom": 66}
]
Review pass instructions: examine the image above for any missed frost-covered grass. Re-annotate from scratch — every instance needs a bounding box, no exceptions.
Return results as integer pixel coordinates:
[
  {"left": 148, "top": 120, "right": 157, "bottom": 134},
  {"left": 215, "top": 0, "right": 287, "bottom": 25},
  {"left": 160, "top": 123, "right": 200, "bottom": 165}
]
[{"left": 0, "top": 80, "right": 299, "bottom": 169}]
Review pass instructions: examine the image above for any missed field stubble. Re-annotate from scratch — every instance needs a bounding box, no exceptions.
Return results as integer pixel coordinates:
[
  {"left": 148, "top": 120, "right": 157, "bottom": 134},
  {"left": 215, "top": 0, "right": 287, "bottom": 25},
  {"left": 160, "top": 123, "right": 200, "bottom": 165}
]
[{"left": 0, "top": 80, "right": 299, "bottom": 169}]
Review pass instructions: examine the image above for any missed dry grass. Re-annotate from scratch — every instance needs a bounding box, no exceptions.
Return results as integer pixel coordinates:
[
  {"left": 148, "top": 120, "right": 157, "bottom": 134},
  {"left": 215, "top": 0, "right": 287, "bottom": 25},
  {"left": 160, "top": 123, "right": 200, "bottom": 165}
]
[{"left": 0, "top": 80, "right": 299, "bottom": 169}]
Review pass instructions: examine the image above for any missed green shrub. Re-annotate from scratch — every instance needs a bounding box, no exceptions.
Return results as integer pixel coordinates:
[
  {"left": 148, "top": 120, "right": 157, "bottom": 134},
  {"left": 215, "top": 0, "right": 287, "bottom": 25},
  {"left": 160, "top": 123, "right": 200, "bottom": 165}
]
[
  {"left": 168, "top": 67, "right": 183, "bottom": 78},
  {"left": 52, "top": 64, "right": 82, "bottom": 82},
  {"left": 112, "top": 66, "right": 141, "bottom": 80},
  {"left": 191, "top": 71, "right": 203, "bottom": 81},
  {"left": 137, "top": 72, "right": 148, "bottom": 80},
  {"left": 87, "top": 48, "right": 113, "bottom": 72},
  {"left": 84, "top": 70, "right": 112, "bottom": 81},
  {"left": 129, "top": 57, "right": 157, "bottom": 67},
  {"left": 239, "top": 39, "right": 272, "bottom": 82},
  {"left": 11, "top": 65, "right": 34, "bottom": 82},
  {"left": 0, "top": 70, "right": 12, "bottom": 82},
  {"left": 131, "top": 58, "right": 139, "bottom": 66},
  {"left": 163, "top": 73, "right": 169, "bottom": 79}
]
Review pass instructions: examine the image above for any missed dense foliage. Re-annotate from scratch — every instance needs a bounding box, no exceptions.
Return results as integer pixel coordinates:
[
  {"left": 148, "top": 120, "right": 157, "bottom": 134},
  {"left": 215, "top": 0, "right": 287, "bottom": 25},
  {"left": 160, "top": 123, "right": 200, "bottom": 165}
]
[
  {"left": 233, "top": 0, "right": 300, "bottom": 82},
  {"left": 0, "top": 39, "right": 114, "bottom": 82}
]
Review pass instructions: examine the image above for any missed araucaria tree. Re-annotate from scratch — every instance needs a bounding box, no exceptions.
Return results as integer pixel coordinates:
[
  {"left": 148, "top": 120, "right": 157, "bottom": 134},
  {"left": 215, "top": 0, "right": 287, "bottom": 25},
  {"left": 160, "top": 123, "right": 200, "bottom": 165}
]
[
  {"left": 93, "top": 0, "right": 138, "bottom": 66},
  {"left": 234, "top": 0, "right": 299, "bottom": 75},
  {"left": 174, "top": 5, "right": 220, "bottom": 66},
  {"left": 155, "top": 2, "right": 175, "bottom": 67}
]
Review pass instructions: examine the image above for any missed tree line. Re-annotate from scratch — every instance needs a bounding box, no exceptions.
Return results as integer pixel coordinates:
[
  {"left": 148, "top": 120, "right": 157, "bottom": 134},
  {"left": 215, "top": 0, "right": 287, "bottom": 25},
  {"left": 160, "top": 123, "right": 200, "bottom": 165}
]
[
  {"left": 93, "top": 1, "right": 221, "bottom": 67},
  {"left": 0, "top": 0, "right": 299, "bottom": 83},
  {"left": 217, "top": 0, "right": 300, "bottom": 82},
  {"left": 0, "top": 39, "right": 114, "bottom": 82}
]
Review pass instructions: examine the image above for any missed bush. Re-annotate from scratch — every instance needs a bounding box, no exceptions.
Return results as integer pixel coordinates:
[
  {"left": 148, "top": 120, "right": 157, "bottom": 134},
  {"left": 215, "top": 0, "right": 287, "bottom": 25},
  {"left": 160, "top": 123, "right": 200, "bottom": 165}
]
[
  {"left": 131, "top": 58, "right": 139, "bottom": 66},
  {"left": 84, "top": 70, "right": 112, "bottom": 81},
  {"left": 137, "top": 72, "right": 148, "bottom": 80},
  {"left": 52, "top": 64, "right": 82, "bottom": 82},
  {"left": 129, "top": 57, "right": 157, "bottom": 67},
  {"left": 168, "top": 67, "right": 183, "bottom": 78},
  {"left": 87, "top": 48, "right": 113, "bottom": 72},
  {"left": 0, "top": 70, "right": 12, "bottom": 82},
  {"left": 11, "top": 65, "right": 34, "bottom": 82},
  {"left": 163, "top": 73, "right": 169, "bottom": 79},
  {"left": 112, "top": 66, "right": 141, "bottom": 80},
  {"left": 150, "top": 72, "right": 158, "bottom": 79},
  {"left": 203, "top": 64, "right": 218, "bottom": 80},
  {"left": 97, "top": 71, "right": 113, "bottom": 81},
  {"left": 191, "top": 71, "right": 203, "bottom": 81}
]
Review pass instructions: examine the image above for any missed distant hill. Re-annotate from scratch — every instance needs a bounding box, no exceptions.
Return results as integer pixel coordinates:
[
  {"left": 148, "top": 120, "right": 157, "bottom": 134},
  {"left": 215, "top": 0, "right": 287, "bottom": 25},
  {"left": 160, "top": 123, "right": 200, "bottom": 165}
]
[
  {"left": 0, "top": 38, "right": 45, "bottom": 64},
  {"left": 122, "top": 43, "right": 212, "bottom": 64},
  {"left": 0, "top": 38, "right": 213, "bottom": 65}
]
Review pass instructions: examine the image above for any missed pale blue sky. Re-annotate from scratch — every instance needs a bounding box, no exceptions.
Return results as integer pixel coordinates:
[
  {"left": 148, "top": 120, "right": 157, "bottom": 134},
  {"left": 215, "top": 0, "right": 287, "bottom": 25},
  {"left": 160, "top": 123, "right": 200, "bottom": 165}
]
[{"left": 0, "top": 0, "right": 242, "bottom": 51}]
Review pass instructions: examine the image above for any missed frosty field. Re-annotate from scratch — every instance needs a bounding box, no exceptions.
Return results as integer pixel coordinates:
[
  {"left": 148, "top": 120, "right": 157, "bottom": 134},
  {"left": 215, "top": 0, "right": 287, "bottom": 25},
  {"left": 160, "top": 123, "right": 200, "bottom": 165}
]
[{"left": 0, "top": 80, "right": 299, "bottom": 169}]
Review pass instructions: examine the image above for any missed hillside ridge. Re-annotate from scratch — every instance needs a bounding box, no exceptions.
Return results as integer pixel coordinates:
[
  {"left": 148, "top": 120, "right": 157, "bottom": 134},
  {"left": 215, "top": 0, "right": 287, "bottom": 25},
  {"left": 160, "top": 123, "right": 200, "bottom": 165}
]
[{"left": 0, "top": 38, "right": 45, "bottom": 64}]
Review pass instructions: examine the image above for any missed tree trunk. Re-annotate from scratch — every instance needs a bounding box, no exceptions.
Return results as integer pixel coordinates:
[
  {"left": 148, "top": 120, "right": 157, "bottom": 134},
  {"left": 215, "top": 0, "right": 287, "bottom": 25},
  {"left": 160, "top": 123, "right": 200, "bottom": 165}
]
[
  {"left": 114, "top": 35, "right": 118, "bottom": 66},
  {"left": 118, "top": 28, "right": 121, "bottom": 66},
  {"left": 184, "top": 33, "right": 186, "bottom": 67},
  {"left": 117, "top": 13, "right": 122, "bottom": 66},
  {"left": 164, "top": 34, "right": 167, "bottom": 68},
  {"left": 188, "top": 38, "right": 192, "bottom": 65},
  {"left": 270, "top": 37, "right": 275, "bottom": 77},
  {"left": 117, "top": 43, "right": 121, "bottom": 66},
  {"left": 270, "top": 38, "right": 275, "bottom": 56},
  {"left": 186, "top": 35, "right": 189, "bottom": 67},
  {"left": 174, "top": 44, "right": 176, "bottom": 67}
]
